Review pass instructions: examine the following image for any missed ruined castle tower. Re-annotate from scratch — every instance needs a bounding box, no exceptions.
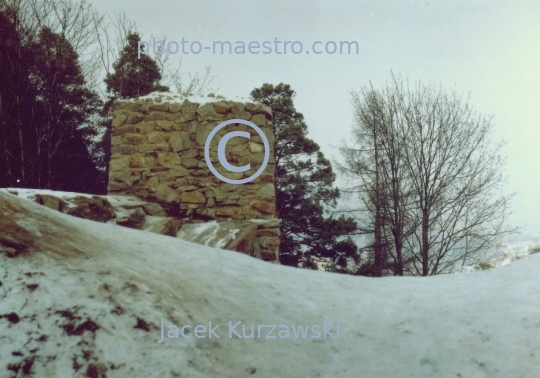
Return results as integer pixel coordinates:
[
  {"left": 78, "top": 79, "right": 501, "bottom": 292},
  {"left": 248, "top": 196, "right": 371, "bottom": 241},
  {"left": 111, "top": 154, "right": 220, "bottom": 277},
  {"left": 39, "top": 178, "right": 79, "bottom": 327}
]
[{"left": 108, "top": 93, "right": 280, "bottom": 262}]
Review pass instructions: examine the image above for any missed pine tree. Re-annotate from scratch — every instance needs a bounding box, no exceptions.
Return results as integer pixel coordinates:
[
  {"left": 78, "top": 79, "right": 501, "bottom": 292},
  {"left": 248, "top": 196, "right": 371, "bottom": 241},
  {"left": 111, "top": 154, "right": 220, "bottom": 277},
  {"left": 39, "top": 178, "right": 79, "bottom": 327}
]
[
  {"left": 95, "top": 32, "right": 170, "bottom": 193},
  {"left": 0, "top": 9, "right": 35, "bottom": 188},
  {"left": 0, "top": 6, "right": 102, "bottom": 193},
  {"left": 104, "top": 32, "right": 168, "bottom": 99},
  {"left": 31, "top": 27, "right": 103, "bottom": 192},
  {"left": 251, "top": 83, "right": 358, "bottom": 267}
]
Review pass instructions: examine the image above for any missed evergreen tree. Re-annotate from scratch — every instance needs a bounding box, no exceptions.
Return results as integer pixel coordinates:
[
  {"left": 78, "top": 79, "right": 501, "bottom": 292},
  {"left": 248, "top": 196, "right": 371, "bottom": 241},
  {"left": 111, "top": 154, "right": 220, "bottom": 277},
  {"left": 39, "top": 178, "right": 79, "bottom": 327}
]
[
  {"left": 104, "top": 32, "right": 168, "bottom": 99},
  {"left": 96, "top": 32, "right": 169, "bottom": 192},
  {"left": 251, "top": 83, "right": 358, "bottom": 267},
  {"left": 0, "top": 9, "right": 35, "bottom": 187},
  {"left": 31, "top": 27, "right": 103, "bottom": 192},
  {"left": 0, "top": 6, "right": 102, "bottom": 193}
]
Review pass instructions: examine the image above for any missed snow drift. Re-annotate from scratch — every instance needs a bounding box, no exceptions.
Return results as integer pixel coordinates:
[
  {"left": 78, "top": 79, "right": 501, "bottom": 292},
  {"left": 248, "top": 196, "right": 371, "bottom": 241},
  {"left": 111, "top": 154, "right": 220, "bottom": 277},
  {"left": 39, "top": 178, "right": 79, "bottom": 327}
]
[{"left": 0, "top": 191, "right": 539, "bottom": 377}]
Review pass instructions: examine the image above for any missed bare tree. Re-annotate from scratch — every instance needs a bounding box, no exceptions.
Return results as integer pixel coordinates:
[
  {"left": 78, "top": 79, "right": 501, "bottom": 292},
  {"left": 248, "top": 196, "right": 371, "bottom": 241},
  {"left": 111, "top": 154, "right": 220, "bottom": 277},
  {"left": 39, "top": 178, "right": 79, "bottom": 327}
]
[
  {"left": 339, "top": 73, "right": 517, "bottom": 275},
  {"left": 339, "top": 85, "right": 415, "bottom": 276},
  {"left": 165, "top": 64, "right": 216, "bottom": 95}
]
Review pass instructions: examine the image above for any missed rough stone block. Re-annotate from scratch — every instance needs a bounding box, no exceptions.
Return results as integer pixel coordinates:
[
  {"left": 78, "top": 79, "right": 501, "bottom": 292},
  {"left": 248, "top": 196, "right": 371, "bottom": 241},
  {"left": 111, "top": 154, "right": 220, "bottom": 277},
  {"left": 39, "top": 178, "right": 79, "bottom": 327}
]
[
  {"left": 181, "top": 158, "right": 199, "bottom": 168},
  {"left": 154, "top": 144, "right": 171, "bottom": 152},
  {"left": 141, "top": 202, "right": 167, "bottom": 216},
  {"left": 65, "top": 196, "right": 116, "bottom": 223},
  {"left": 147, "top": 132, "right": 168, "bottom": 144},
  {"left": 123, "top": 133, "right": 147, "bottom": 145},
  {"left": 180, "top": 191, "right": 206, "bottom": 204},
  {"left": 157, "top": 152, "right": 181, "bottom": 166},
  {"left": 137, "top": 144, "right": 155, "bottom": 153},
  {"left": 196, "top": 103, "right": 218, "bottom": 117},
  {"left": 136, "top": 122, "right": 156, "bottom": 134},
  {"left": 259, "top": 183, "right": 275, "bottom": 197},
  {"left": 156, "top": 120, "right": 173, "bottom": 131},
  {"left": 259, "top": 104, "right": 272, "bottom": 119},
  {"left": 130, "top": 156, "right": 155, "bottom": 169},
  {"left": 112, "top": 113, "right": 127, "bottom": 127},
  {"left": 144, "top": 216, "right": 182, "bottom": 236},
  {"left": 216, "top": 206, "right": 243, "bottom": 216},
  {"left": 249, "top": 142, "right": 264, "bottom": 153},
  {"left": 170, "top": 167, "right": 189, "bottom": 177},
  {"left": 213, "top": 102, "right": 232, "bottom": 115},
  {"left": 250, "top": 201, "right": 274, "bottom": 214},
  {"left": 147, "top": 111, "right": 169, "bottom": 121},
  {"left": 37, "top": 195, "right": 66, "bottom": 212},
  {"left": 261, "top": 250, "right": 278, "bottom": 261},
  {"left": 112, "top": 125, "right": 137, "bottom": 136},
  {"left": 110, "top": 157, "right": 130, "bottom": 171},
  {"left": 156, "top": 183, "right": 177, "bottom": 203},
  {"left": 169, "top": 132, "right": 191, "bottom": 152},
  {"left": 126, "top": 112, "right": 145, "bottom": 124},
  {"left": 169, "top": 103, "right": 182, "bottom": 113},
  {"left": 149, "top": 104, "right": 169, "bottom": 112},
  {"left": 112, "top": 170, "right": 132, "bottom": 183},
  {"left": 116, "top": 208, "right": 146, "bottom": 229},
  {"left": 250, "top": 114, "right": 267, "bottom": 126}
]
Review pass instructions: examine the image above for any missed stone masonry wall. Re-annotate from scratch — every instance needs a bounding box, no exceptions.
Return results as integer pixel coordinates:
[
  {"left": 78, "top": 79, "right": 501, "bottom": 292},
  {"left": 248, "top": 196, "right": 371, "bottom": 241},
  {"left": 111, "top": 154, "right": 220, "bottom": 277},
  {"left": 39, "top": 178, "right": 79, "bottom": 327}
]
[{"left": 107, "top": 93, "right": 280, "bottom": 261}]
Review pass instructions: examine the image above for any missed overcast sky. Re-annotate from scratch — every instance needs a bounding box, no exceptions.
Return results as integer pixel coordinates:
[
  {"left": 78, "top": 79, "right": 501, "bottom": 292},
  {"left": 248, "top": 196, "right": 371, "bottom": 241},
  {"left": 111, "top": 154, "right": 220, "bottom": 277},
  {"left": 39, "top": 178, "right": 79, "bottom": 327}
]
[{"left": 92, "top": 0, "right": 540, "bottom": 239}]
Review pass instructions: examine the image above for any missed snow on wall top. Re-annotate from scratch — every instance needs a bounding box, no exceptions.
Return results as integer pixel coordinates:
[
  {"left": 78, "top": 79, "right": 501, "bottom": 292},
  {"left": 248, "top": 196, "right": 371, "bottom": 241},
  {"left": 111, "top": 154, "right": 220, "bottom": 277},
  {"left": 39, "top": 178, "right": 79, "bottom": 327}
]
[{"left": 119, "top": 91, "right": 254, "bottom": 106}]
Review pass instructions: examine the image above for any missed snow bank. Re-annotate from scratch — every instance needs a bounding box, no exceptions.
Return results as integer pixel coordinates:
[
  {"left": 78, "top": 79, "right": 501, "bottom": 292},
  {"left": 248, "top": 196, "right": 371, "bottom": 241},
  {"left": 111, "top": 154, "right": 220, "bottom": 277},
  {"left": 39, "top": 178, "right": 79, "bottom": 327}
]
[{"left": 0, "top": 191, "right": 539, "bottom": 377}]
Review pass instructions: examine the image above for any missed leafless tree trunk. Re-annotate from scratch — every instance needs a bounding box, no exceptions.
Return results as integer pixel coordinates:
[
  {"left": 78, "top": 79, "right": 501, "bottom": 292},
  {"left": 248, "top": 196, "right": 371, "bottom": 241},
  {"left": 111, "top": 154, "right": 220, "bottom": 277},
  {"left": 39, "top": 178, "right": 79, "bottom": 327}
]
[{"left": 339, "top": 85, "right": 415, "bottom": 276}]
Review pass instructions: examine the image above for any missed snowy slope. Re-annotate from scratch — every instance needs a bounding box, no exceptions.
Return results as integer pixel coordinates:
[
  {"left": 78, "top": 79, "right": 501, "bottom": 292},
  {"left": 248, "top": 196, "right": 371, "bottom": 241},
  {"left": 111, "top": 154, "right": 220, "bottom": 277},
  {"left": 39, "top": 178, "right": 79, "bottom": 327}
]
[{"left": 0, "top": 191, "right": 539, "bottom": 377}]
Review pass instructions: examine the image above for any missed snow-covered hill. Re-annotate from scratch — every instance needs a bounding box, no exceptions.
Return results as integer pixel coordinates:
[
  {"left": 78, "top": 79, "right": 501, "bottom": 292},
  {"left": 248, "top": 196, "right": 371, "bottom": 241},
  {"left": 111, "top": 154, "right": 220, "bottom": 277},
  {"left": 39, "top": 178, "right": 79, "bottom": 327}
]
[{"left": 1, "top": 191, "right": 539, "bottom": 377}]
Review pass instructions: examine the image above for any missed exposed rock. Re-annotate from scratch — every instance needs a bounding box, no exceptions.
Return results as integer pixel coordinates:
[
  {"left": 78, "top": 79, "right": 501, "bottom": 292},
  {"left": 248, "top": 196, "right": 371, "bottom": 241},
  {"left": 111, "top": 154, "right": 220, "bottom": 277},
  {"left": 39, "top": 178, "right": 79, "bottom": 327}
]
[
  {"left": 0, "top": 195, "right": 36, "bottom": 257},
  {"left": 143, "top": 216, "right": 182, "bottom": 236},
  {"left": 116, "top": 208, "right": 146, "bottom": 229},
  {"left": 5, "top": 188, "right": 281, "bottom": 262},
  {"left": 141, "top": 202, "right": 167, "bottom": 216},
  {"left": 65, "top": 197, "right": 116, "bottom": 223},
  {"left": 37, "top": 195, "right": 67, "bottom": 212},
  {"left": 177, "top": 221, "right": 254, "bottom": 250}
]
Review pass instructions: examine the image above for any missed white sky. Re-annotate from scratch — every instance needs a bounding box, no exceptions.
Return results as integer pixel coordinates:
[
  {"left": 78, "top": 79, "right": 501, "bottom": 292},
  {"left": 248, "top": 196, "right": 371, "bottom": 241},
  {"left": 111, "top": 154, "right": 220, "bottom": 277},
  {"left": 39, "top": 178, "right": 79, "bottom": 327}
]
[{"left": 92, "top": 0, "right": 540, "bottom": 238}]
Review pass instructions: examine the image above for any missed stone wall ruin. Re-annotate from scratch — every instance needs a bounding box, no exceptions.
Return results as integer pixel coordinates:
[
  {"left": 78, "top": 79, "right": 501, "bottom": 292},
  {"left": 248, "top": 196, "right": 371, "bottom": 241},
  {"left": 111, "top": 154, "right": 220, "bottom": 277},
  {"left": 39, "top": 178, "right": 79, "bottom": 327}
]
[{"left": 107, "top": 93, "right": 280, "bottom": 262}]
